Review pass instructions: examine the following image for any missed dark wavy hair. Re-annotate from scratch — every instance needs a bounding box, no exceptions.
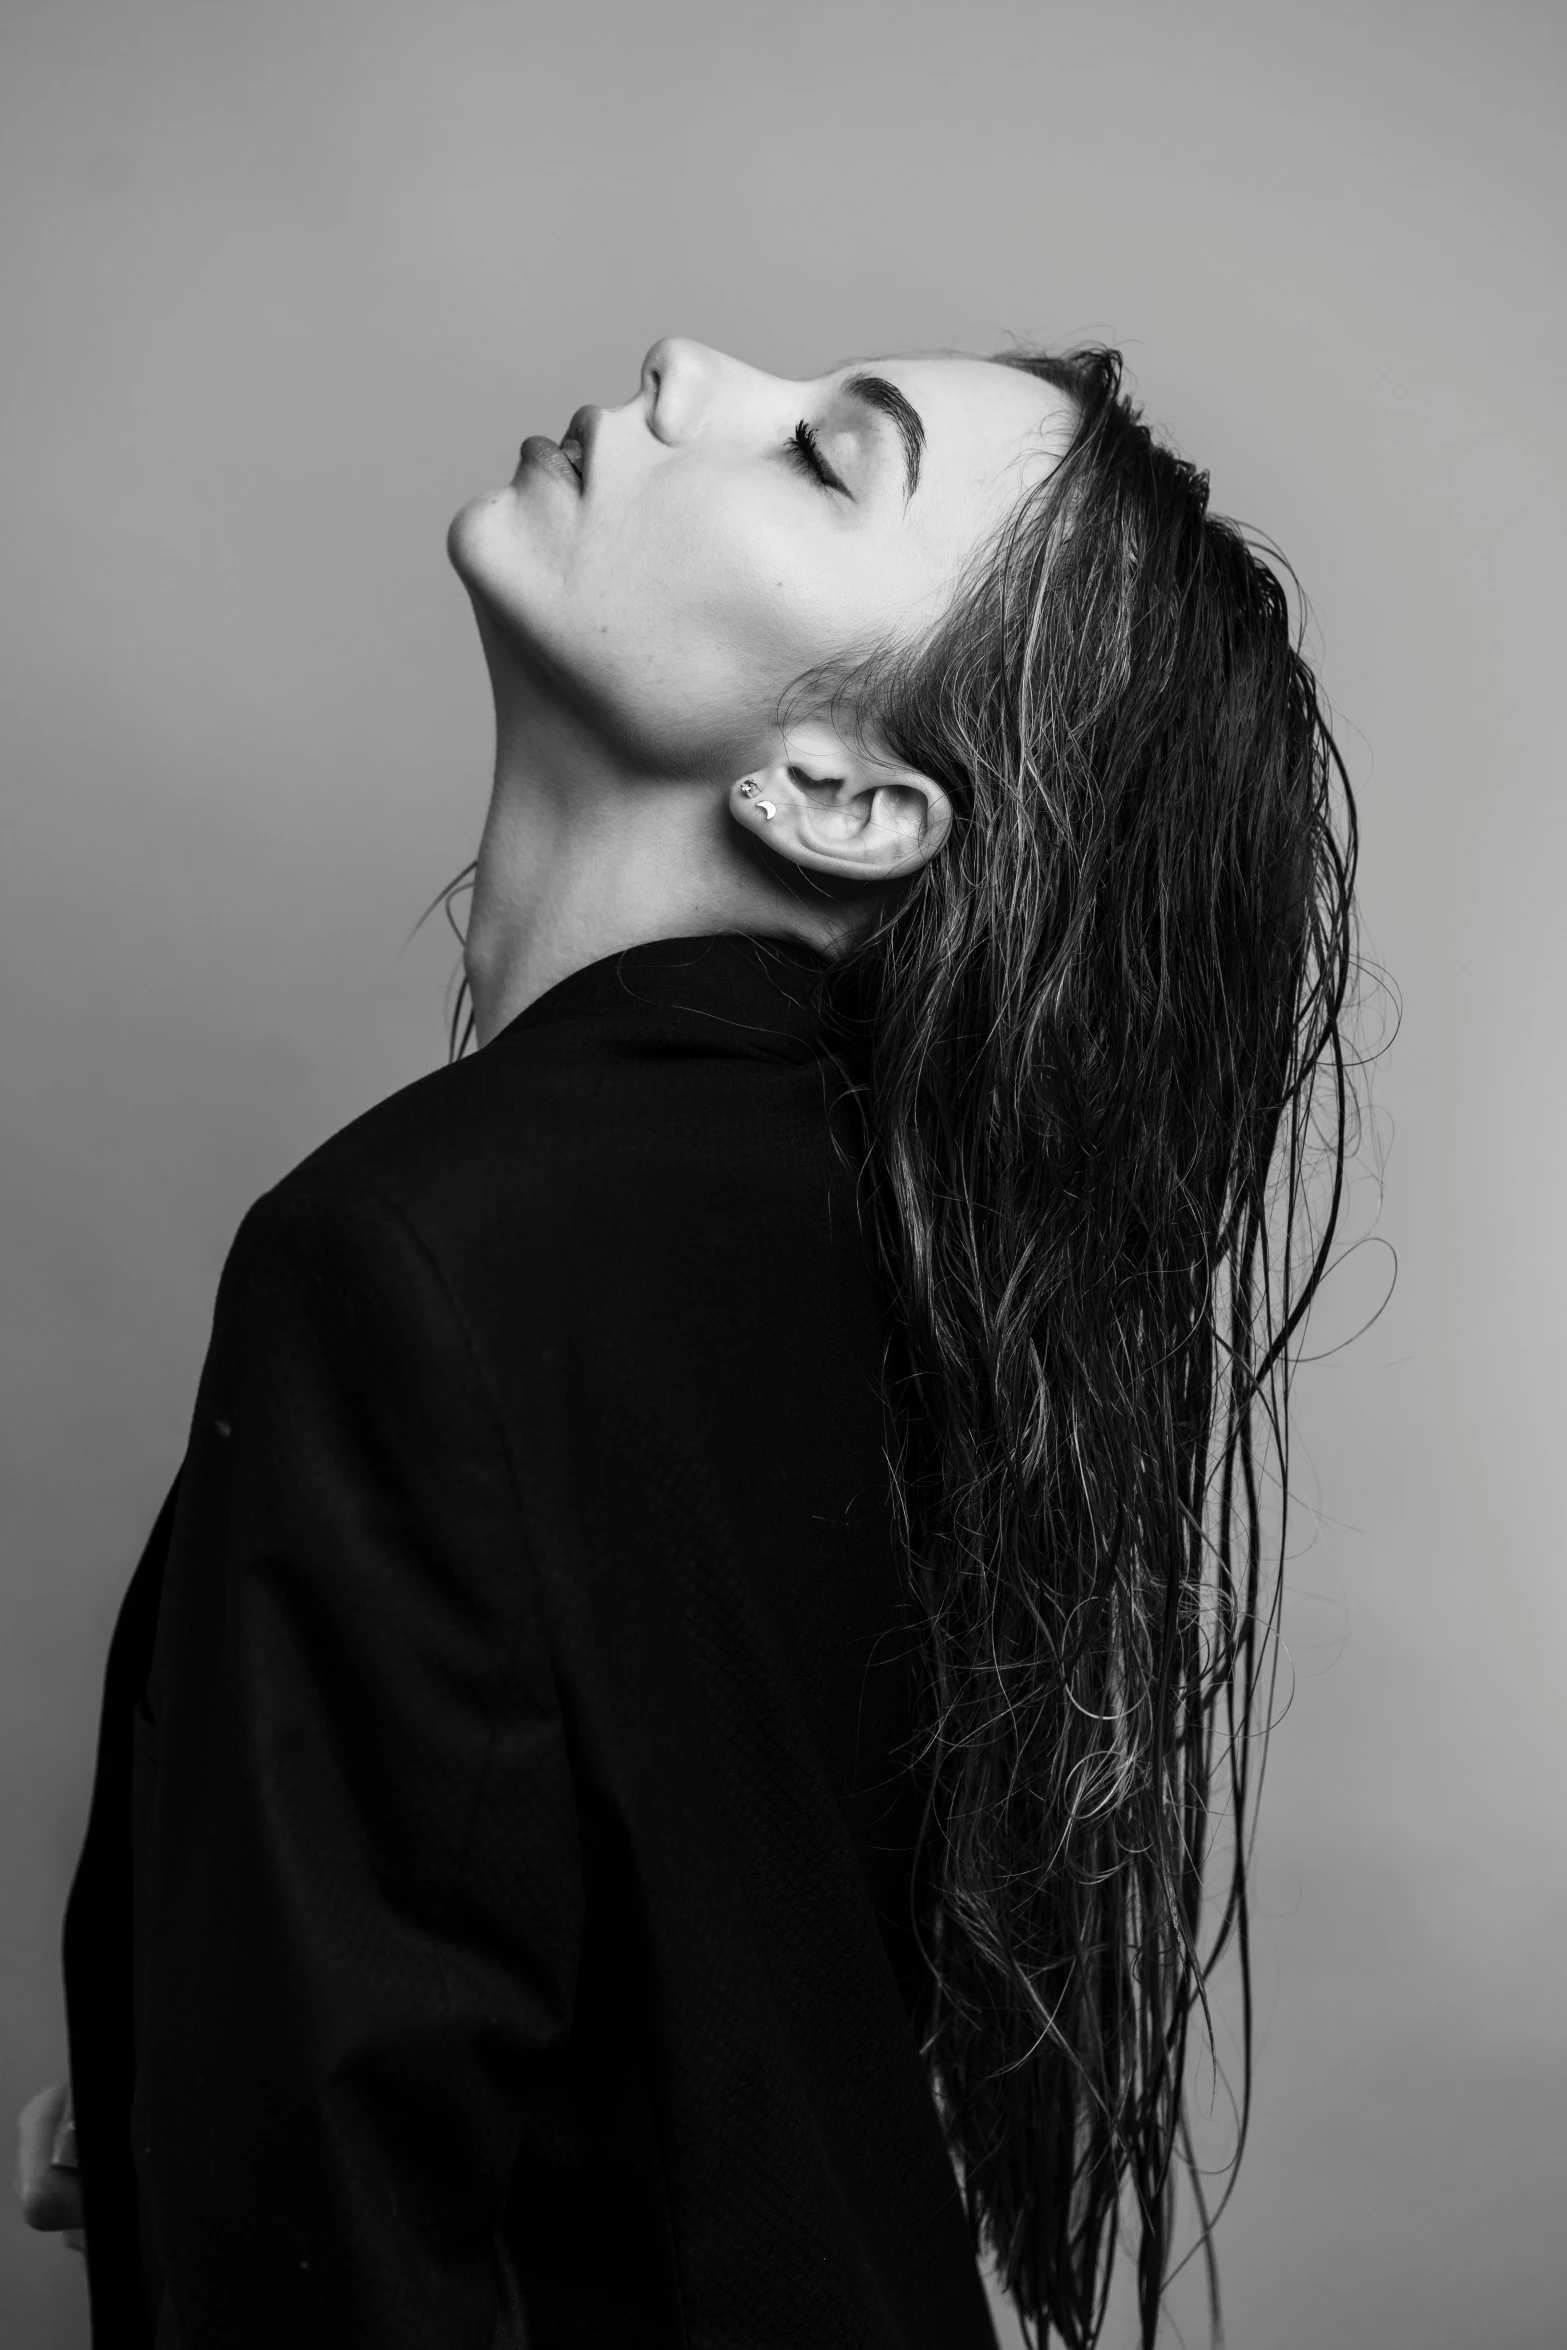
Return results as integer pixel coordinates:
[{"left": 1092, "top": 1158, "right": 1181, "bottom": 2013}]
[
  {"left": 439, "top": 343, "right": 1358, "bottom": 2347},
  {"left": 803, "top": 346, "right": 1358, "bottom": 2348}
]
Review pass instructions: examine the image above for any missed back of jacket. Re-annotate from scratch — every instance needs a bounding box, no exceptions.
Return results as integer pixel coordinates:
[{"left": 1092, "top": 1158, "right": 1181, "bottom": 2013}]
[{"left": 63, "top": 931, "right": 999, "bottom": 2350}]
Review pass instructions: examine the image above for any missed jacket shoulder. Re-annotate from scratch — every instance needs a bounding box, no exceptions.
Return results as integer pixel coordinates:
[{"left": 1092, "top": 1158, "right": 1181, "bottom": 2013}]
[{"left": 245, "top": 1038, "right": 570, "bottom": 1255}]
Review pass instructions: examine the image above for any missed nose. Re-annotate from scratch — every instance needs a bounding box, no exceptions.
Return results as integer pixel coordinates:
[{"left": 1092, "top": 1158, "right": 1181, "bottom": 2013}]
[{"left": 639, "top": 336, "right": 725, "bottom": 445}]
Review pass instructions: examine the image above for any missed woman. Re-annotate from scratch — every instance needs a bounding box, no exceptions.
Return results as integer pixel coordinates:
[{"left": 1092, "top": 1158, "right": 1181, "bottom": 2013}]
[{"left": 19, "top": 336, "right": 1356, "bottom": 2348}]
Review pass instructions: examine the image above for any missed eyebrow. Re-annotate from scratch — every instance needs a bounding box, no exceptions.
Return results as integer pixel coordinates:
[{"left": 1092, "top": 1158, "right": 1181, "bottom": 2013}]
[{"left": 840, "top": 372, "right": 926, "bottom": 499}]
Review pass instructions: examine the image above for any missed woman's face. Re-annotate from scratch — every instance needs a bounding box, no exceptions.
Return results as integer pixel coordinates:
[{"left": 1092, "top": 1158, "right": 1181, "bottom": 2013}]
[{"left": 449, "top": 338, "right": 1075, "bottom": 778}]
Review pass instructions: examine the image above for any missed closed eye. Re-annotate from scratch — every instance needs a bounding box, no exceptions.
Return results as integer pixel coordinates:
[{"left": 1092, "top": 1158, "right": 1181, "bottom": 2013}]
[{"left": 788, "top": 418, "right": 850, "bottom": 496}]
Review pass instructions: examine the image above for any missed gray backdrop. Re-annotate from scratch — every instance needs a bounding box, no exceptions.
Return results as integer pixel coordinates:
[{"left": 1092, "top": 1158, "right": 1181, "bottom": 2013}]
[{"left": 4, "top": 2, "right": 1563, "bottom": 2344}]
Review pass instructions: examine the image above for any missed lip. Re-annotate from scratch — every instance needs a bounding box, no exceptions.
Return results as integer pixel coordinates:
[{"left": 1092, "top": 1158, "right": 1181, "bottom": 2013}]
[
  {"left": 557, "top": 404, "right": 601, "bottom": 488},
  {"left": 514, "top": 433, "right": 581, "bottom": 492},
  {"left": 514, "top": 403, "right": 600, "bottom": 497}
]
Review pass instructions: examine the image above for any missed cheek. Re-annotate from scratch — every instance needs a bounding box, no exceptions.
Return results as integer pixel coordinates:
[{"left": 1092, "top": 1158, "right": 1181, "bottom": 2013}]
[
  {"left": 614, "top": 472, "right": 827, "bottom": 653},
  {"left": 455, "top": 465, "right": 916, "bottom": 775},
  {"left": 565, "top": 478, "right": 848, "bottom": 755}
]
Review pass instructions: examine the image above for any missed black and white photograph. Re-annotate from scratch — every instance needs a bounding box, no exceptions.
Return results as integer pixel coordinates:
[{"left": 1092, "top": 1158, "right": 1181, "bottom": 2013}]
[{"left": 5, "top": 3, "right": 1562, "bottom": 2344}]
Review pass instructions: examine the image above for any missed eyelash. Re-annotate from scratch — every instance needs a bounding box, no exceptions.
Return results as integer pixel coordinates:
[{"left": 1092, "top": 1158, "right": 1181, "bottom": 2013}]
[{"left": 789, "top": 418, "right": 841, "bottom": 491}]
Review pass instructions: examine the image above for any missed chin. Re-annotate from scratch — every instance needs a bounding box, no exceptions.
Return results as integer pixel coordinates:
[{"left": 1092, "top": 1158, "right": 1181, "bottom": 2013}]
[
  {"left": 446, "top": 496, "right": 584, "bottom": 713},
  {"left": 446, "top": 489, "right": 511, "bottom": 592},
  {"left": 446, "top": 487, "right": 569, "bottom": 661},
  {"left": 445, "top": 494, "right": 543, "bottom": 657}
]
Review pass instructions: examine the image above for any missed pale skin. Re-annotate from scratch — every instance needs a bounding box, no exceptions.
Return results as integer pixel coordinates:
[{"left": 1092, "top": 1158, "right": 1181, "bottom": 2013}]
[
  {"left": 16, "top": 335, "right": 1074, "bottom": 2253},
  {"left": 448, "top": 336, "right": 1075, "bottom": 1040}
]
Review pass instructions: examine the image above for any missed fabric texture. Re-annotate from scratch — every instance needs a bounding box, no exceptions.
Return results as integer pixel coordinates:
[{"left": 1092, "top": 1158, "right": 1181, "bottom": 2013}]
[{"left": 61, "top": 931, "right": 999, "bottom": 2350}]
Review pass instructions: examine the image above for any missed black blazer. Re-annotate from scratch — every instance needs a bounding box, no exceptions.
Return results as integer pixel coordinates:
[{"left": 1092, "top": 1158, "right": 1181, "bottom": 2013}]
[{"left": 62, "top": 933, "right": 999, "bottom": 2350}]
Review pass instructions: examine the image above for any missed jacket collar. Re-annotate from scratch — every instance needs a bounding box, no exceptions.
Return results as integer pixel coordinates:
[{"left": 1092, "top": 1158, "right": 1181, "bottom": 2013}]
[{"left": 492, "top": 932, "right": 835, "bottom": 1064}]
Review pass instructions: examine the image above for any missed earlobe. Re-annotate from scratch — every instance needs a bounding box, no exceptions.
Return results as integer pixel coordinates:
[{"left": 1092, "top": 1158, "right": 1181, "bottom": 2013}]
[{"left": 736, "top": 775, "right": 778, "bottom": 821}]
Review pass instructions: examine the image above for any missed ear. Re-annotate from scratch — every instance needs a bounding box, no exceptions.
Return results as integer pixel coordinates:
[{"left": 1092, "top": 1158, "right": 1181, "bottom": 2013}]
[{"left": 728, "top": 722, "right": 952, "bottom": 885}]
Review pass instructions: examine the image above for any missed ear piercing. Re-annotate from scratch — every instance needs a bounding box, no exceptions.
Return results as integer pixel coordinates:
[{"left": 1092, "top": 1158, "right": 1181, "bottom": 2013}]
[
  {"left": 755, "top": 800, "right": 777, "bottom": 820},
  {"left": 737, "top": 776, "right": 776, "bottom": 820}
]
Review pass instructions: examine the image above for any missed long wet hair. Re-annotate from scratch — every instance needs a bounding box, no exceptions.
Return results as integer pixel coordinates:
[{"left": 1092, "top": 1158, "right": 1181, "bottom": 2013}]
[
  {"left": 804, "top": 347, "right": 1358, "bottom": 2348},
  {"left": 439, "top": 344, "right": 1358, "bottom": 2346}
]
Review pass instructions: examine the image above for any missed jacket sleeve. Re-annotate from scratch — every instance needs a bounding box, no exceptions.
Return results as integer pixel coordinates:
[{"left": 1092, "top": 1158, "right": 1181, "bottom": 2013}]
[
  {"left": 132, "top": 1174, "right": 581, "bottom": 2349},
  {"left": 64, "top": 1475, "right": 183, "bottom": 2350}
]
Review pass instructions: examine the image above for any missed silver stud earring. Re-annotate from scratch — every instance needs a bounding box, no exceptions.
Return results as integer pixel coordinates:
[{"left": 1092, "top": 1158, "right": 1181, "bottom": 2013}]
[
  {"left": 755, "top": 799, "right": 777, "bottom": 821},
  {"left": 737, "top": 777, "right": 760, "bottom": 800}
]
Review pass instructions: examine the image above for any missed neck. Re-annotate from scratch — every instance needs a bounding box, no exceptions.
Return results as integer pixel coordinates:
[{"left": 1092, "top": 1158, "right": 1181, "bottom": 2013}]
[{"left": 462, "top": 671, "right": 853, "bottom": 1047}]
